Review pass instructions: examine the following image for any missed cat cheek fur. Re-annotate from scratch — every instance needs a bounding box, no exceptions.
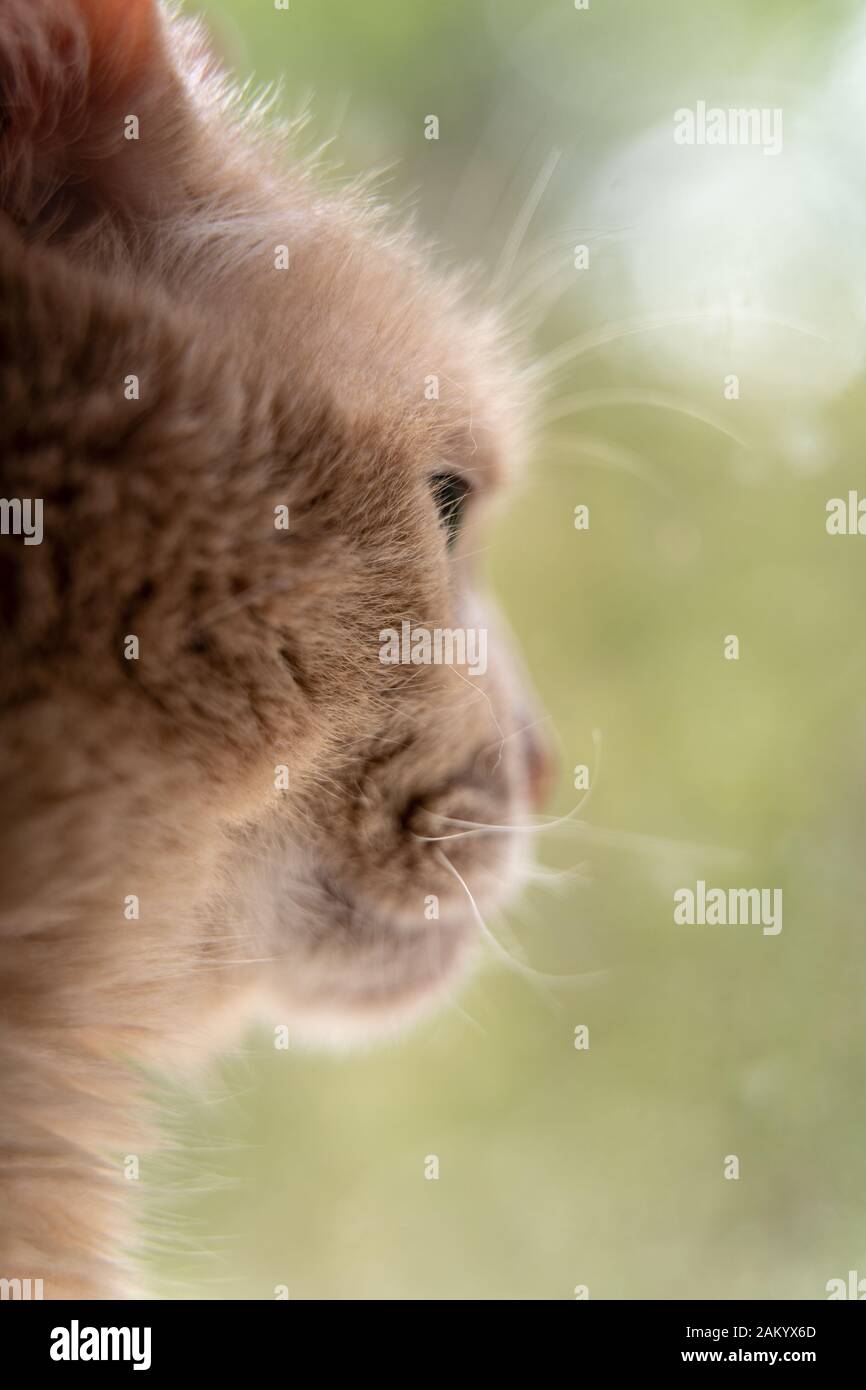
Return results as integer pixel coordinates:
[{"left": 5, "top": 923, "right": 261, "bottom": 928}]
[
  {"left": 216, "top": 624, "right": 542, "bottom": 1043},
  {"left": 0, "top": 0, "right": 548, "bottom": 1294}
]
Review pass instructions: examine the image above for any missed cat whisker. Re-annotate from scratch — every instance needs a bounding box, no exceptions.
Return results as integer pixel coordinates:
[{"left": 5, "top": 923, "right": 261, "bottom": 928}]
[
  {"left": 504, "top": 250, "right": 572, "bottom": 319},
  {"left": 545, "top": 437, "right": 675, "bottom": 500},
  {"left": 539, "top": 386, "right": 753, "bottom": 451},
  {"left": 153, "top": 953, "right": 283, "bottom": 981},
  {"left": 563, "top": 823, "right": 744, "bottom": 864},
  {"left": 415, "top": 814, "right": 579, "bottom": 841},
  {"left": 477, "top": 712, "right": 554, "bottom": 760},
  {"left": 490, "top": 148, "right": 561, "bottom": 297},
  {"left": 522, "top": 861, "right": 593, "bottom": 889},
  {"left": 445, "top": 997, "right": 489, "bottom": 1038},
  {"left": 532, "top": 307, "right": 831, "bottom": 382},
  {"left": 435, "top": 849, "right": 605, "bottom": 988},
  {"left": 479, "top": 710, "right": 563, "bottom": 802},
  {"left": 423, "top": 813, "right": 741, "bottom": 864},
  {"left": 444, "top": 662, "right": 506, "bottom": 765},
  {"left": 416, "top": 729, "right": 600, "bottom": 840}
]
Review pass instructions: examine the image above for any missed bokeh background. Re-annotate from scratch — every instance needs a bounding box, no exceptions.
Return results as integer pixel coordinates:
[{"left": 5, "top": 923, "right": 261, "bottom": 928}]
[{"left": 145, "top": 0, "right": 866, "bottom": 1298}]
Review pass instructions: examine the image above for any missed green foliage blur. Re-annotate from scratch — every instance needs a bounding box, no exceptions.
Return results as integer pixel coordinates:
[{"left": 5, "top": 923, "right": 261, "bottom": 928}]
[{"left": 146, "top": 0, "right": 866, "bottom": 1298}]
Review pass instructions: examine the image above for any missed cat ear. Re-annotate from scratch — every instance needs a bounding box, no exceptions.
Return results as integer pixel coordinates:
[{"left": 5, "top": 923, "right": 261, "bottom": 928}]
[
  {"left": 74, "top": 0, "right": 161, "bottom": 100},
  {"left": 0, "top": 0, "right": 189, "bottom": 229}
]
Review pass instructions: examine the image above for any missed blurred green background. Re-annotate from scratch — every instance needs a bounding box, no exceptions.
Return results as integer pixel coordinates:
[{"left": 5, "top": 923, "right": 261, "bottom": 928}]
[{"left": 145, "top": 0, "right": 866, "bottom": 1298}]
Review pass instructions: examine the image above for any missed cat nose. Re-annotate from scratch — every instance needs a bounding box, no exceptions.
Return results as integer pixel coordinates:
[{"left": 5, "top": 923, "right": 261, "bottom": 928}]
[{"left": 522, "top": 721, "right": 555, "bottom": 809}]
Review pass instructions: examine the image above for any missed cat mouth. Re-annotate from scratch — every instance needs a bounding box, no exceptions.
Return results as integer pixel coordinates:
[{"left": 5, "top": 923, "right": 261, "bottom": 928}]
[{"left": 273, "top": 860, "right": 476, "bottom": 1024}]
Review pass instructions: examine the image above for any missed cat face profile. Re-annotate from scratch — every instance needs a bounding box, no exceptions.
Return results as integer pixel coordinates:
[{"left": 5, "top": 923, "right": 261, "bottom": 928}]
[{"left": 0, "top": 0, "right": 550, "bottom": 1293}]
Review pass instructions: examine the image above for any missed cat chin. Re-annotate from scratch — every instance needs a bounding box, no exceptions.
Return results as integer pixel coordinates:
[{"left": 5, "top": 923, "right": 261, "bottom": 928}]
[
  {"left": 258, "top": 835, "right": 534, "bottom": 1049},
  {"left": 257, "top": 935, "right": 479, "bottom": 1051},
  {"left": 228, "top": 811, "right": 532, "bottom": 1049}
]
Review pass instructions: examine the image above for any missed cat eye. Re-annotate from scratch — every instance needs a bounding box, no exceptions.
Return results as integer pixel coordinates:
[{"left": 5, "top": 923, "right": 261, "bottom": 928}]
[{"left": 429, "top": 472, "right": 471, "bottom": 549}]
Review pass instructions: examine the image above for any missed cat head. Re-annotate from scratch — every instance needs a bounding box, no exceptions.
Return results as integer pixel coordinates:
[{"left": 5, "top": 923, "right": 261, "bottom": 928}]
[{"left": 0, "top": 0, "right": 552, "bottom": 1039}]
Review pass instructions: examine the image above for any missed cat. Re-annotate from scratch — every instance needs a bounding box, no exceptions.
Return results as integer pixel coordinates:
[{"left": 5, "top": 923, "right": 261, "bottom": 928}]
[{"left": 0, "top": 0, "right": 551, "bottom": 1298}]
